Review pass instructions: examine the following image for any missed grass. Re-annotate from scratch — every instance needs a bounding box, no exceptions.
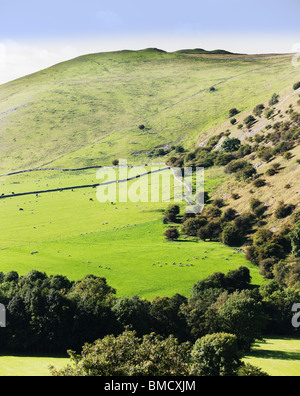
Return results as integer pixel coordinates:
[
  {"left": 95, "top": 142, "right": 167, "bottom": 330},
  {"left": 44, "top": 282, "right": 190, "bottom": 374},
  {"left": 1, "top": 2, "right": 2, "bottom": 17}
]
[
  {"left": 0, "top": 355, "right": 69, "bottom": 376},
  {"left": 0, "top": 50, "right": 299, "bottom": 174},
  {"left": 0, "top": 166, "right": 262, "bottom": 299},
  {"left": 243, "top": 337, "right": 300, "bottom": 376}
]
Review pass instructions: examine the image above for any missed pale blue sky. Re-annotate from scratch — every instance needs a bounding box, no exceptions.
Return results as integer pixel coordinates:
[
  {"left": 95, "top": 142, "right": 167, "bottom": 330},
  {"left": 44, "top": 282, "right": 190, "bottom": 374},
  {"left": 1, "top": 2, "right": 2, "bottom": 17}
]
[
  {"left": 1, "top": 0, "right": 300, "bottom": 39},
  {"left": 0, "top": 0, "right": 300, "bottom": 83}
]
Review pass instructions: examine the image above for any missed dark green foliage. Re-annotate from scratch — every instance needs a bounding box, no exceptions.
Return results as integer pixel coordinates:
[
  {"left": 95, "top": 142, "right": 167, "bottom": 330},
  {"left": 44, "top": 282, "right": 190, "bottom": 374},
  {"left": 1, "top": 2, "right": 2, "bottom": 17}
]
[
  {"left": 229, "top": 108, "right": 240, "bottom": 118},
  {"left": 269, "top": 93, "right": 279, "bottom": 106},
  {"left": 274, "top": 202, "right": 295, "bottom": 219},
  {"left": 51, "top": 330, "right": 191, "bottom": 376},
  {"left": 191, "top": 333, "right": 242, "bottom": 376},
  {"left": 182, "top": 217, "right": 208, "bottom": 237},
  {"left": 221, "top": 224, "right": 243, "bottom": 247},
  {"left": 253, "top": 104, "right": 265, "bottom": 117},
  {"left": 291, "top": 222, "right": 300, "bottom": 258},
  {"left": 221, "top": 138, "right": 241, "bottom": 153},
  {"left": 164, "top": 227, "right": 180, "bottom": 240},
  {"left": 244, "top": 115, "right": 256, "bottom": 128},
  {"left": 253, "top": 178, "right": 266, "bottom": 188},
  {"left": 293, "top": 81, "right": 300, "bottom": 90}
]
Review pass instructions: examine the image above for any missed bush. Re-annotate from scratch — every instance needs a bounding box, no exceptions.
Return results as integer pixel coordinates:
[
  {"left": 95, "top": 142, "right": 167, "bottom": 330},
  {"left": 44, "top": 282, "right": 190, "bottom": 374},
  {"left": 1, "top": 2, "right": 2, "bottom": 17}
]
[
  {"left": 51, "top": 330, "right": 191, "bottom": 376},
  {"left": 291, "top": 222, "right": 300, "bottom": 258},
  {"left": 225, "top": 159, "right": 248, "bottom": 174},
  {"left": 191, "top": 333, "right": 242, "bottom": 376},
  {"left": 269, "top": 93, "right": 279, "bottom": 106},
  {"left": 229, "top": 108, "right": 240, "bottom": 118},
  {"left": 214, "top": 152, "right": 235, "bottom": 166},
  {"left": 244, "top": 115, "right": 256, "bottom": 128},
  {"left": 253, "top": 104, "right": 265, "bottom": 117},
  {"left": 164, "top": 228, "right": 180, "bottom": 240},
  {"left": 175, "top": 145, "right": 184, "bottom": 153},
  {"left": 221, "top": 138, "right": 241, "bottom": 153},
  {"left": 266, "top": 168, "right": 277, "bottom": 176},
  {"left": 222, "top": 224, "right": 243, "bottom": 247},
  {"left": 182, "top": 218, "right": 207, "bottom": 236},
  {"left": 253, "top": 178, "right": 266, "bottom": 188},
  {"left": 274, "top": 203, "right": 295, "bottom": 219},
  {"left": 265, "top": 108, "right": 274, "bottom": 119},
  {"left": 293, "top": 81, "right": 300, "bottom": 91}
]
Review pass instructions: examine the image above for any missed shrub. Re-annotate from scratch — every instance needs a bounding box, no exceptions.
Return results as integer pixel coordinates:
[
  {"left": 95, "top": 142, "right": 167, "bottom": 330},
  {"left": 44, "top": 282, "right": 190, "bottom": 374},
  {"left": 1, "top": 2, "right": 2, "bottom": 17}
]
[
  {"left": 265, "top": 108, "right": 274, "bottom": 119},
  {"left": 225, "top": 159, "right": 248, "bottom": 174},
  {"left": 266, "top": 168, "right": 276, "bottom": 176},
  {"left": 191, "top": 333, "right": 242, "bottom": 376},
  {"left": 253, "top": 104, "right": 265, "bottom": 117},
  {"left": 214, "top": 152, "right": 235, "bottom": 166},
  {"left": 293, "top": 81, "right": 300, "bottom": 91},
  {"left": 182, "top": 218, "right": 207, "bottom": 237},
  {"left": 253, "top": 178, "right": 266, "bottom": 188},
  {"left": 269, "top": 93, "right": 279, "bottom": 106},
  {"left": 274, "top": 203, "right": 295, "bottom": 219},
  {"left": 244, "top": 115, "right": 256, "bottom": 128},
  {"left": 221, "top": 138, "right": 241, "bottom": 153},
  {"left": 229, "top": 108, "right": 240, "bottom": 118},
  {"left": 221, "top": 224, "right": 243, "bottom": 247},
  {"left": 291, "top": 222, "right": 300, "bottom": 258},
  {"left": 235, "top": 165, "right": 257, "bottom": 181},
  {"left": 175, "top": 145, "right": 184, "bottom": 153},
  {"left": 164, "top": 228, "right": 180, "bottom": 240}
]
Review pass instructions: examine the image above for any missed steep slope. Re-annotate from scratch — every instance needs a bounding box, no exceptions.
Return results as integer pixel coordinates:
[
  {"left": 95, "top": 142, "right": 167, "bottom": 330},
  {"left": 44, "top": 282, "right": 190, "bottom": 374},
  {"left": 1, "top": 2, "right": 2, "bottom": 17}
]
[{"left": 0, "top": 49, "right": 299, "bottom": 173}]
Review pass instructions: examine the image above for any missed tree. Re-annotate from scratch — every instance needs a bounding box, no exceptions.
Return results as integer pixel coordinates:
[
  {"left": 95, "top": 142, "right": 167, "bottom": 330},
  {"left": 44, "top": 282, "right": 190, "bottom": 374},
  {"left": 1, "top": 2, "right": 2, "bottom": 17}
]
[
  {"left": 182, "top": 217, "right": 207, "bottom": 237},
  {"left": 253, "top": 104, "right": 265, "bottom": 117},
  {"left": 191, "top": 333, "right": 242, "bottom": 376},
  {"left": 221, "top": 224, "right": 243, "bottom": 247},
  {"left": 269, "top": 93, "right": 279, "bottom": 106},
  {"left": 217, "top": 292, "right": 265, "bottom": 351},
  {"left": 112, "top": 296, "right": 152, "bottom": 336},
  {"left": 229, "top": 108, "right": 239, "bottom": 118},
  {"left": 164, "top": 228, "right": 179, "bottom": 240},
  {"left": 291, "top": 222, "right": 300, "bottom": 258},
  {"left": 221, "top": 138, "right": 241, "bottom": 153},
  {"left": 50, "top": 330, "right": 191, "bottom": 376},
  {"left": 244, "top": 115, "right": 256, "bottom": 128},
  {"left": 112, "top": 159, "right": 119, "bottom": 166},
  {"left": 293, "top": 82, "right": 300, "bottom": 91}
]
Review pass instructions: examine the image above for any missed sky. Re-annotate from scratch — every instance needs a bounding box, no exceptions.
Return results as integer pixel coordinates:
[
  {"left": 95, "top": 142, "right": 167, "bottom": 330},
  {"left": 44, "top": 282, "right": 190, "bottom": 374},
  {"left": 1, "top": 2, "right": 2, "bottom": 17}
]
[{"left": 0, "top": 0, "right": 300, "bottom": 84}]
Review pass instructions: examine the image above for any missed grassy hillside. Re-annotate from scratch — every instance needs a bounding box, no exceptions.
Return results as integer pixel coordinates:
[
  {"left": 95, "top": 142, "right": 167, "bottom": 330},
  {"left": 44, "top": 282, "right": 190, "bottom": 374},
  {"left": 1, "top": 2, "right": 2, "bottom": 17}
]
[
  {"left": 0, "top": 49, "right": 299, "bottom": 173},
  {"left": 197, "top": 84, "right": 300, "bottom": 230}
]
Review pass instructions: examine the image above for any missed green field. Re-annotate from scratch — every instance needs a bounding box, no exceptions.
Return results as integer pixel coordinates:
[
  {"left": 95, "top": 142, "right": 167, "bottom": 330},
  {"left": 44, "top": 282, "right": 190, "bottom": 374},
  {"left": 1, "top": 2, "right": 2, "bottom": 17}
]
[
  {"left": 244, "top": 338, "right": 300, "bottom": 376},
  {"left": 0, "top": 166, "right": 262, "bottom": 299},
  {"left": 0, "top": 355, "right": 69, "bottom": 376}
]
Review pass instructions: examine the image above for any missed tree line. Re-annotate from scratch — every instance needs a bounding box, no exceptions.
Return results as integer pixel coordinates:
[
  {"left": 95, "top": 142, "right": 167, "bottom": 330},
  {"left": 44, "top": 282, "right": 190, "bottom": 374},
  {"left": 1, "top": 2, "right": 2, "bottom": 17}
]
[{"left": 0, "top": 266, "right": 299, "bottom": 357}]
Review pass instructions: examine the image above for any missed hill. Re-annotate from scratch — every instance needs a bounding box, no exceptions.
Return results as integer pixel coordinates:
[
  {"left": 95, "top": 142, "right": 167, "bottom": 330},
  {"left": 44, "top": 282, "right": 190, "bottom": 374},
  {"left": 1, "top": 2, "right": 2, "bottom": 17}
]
[{"left": 0, "top": 48, "right": 299, "bottom": 174}]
